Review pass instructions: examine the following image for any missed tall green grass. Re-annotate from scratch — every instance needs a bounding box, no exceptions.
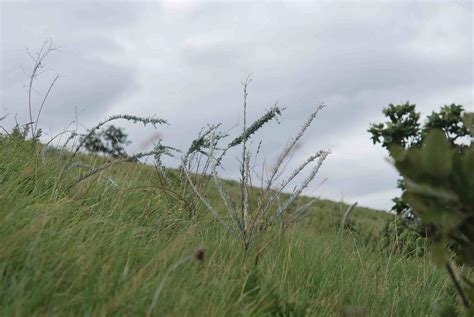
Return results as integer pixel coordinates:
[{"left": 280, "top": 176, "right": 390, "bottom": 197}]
[{"left": 0, "top": 137, "right": 454, "bottom": 316}]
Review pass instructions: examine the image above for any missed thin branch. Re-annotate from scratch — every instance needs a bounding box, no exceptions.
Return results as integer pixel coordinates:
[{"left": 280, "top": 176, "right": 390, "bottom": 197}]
[
  {"left": 241, "top": 76, "right": 250, "bottom": 231},
  {"left": 69, "top": 149, "right": 162, "bottom": 189},
  {"left": 60, "top": 114, "right": 168, "bottom": 179},
  {"left": 446, "top": 262, "right": 471, "bottom": 309},
  {"left": 209, "top": 133, "right": 242, "bottom": 230},
  {"left": 266, "top": 103, "right": 326, "bottom": 189},
  {"left": 34, "top": 73, "right": 60, "bottom": 138},
  {"left": 183, "top": 163, "right": 238, "bottom": 236}
]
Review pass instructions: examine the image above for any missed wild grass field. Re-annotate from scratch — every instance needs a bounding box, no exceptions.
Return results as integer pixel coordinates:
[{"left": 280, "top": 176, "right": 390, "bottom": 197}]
[{"left": 0, "top": 135, "right": 457, "bottom": 316}]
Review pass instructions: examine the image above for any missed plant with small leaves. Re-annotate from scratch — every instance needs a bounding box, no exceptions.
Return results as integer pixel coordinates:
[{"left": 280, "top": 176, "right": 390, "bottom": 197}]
[
  {"left": 369, "top": 103, "right": 469, "bottom": 220},
  {"left": 183, "top": 77, "right": 329, "bottom": 255},
  {"left": 391, "top": 117, "right": 473, "bottom": 314},
  {"left": 55, "top": 114, "right": 169, "bottom": 194},
  {"left": 81, "top": 125, "right": 131, "bottom": 159}
]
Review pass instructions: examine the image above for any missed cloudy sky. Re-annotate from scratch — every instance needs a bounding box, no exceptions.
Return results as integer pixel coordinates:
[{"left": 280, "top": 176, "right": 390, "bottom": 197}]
[{"left": 1, "top": 0, "right": 472, "bottom": 210}]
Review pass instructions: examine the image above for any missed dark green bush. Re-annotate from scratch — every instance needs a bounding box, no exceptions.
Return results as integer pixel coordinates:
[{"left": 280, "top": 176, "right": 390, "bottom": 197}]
[{"left": 391, "top": 116, "right": 473, "bottom": 313}]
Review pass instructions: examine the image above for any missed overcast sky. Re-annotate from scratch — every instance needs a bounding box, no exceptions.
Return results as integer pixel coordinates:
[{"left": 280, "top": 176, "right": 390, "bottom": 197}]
[{"left": 1, "top": 0, "right": 472, "bottom": 211}]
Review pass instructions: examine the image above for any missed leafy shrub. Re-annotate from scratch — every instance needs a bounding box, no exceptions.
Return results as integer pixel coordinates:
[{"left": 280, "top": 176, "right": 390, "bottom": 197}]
[
  {"left": 369, "top": 103, "right": 469, "bottom": 218},
  {"left": 81, "top": 124, "right": 131, "bottom": 159},
  {"left": 378, "top": 217, "right": 427, "bottom": 258},
  {"left": 390, "top": 112, "right": 473, "bottom": 313}
]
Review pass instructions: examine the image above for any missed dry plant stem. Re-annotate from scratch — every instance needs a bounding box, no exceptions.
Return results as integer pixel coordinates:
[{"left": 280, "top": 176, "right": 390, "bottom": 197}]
[
  {"left": 0, "top": 126, "right": 10, "bottom": 136},
  {"left": 209, "top": 134, "right": 242, "bottom": 230},
  {"left": 265, "top": 103, "right": 326, "bottom": 189},
  {"left": 182, "top": 123, "right": 223, "bottom": 168},
  {"left": 264, "top": 152, "right": 325, "bottom": 212},
  {"left": 289, "top": 198, "right": 319, "bottom": 222},
  {"left": 216, "top": 104, "right": 283, "bottom": 165},
  {"left": 69, "top": 148, "right": 172, "bottom": 189},
  {"left": 250, "top": 150, "right": 329, "bottom": 238},
  {"left": 27, "top": 39, "right": 55, "bottom": 140},
  {"left": 279, "top": 152, "right": 329, "bottom": 212},
  {"left": 241, "top": 76, "right": 251, "bottom": 232},
  {"left": 0, "top": 114, "right": 9, "bottom": 135},
  {"left": 180, "top": 124, "right": 227, "bottom": 215},
  {"left": 0, "top": 114, "right": 11, "bottom": 136},
  {"left": 33, "top": 74, "right": 59, "bottom": 138},
  {"left": 155, "top": 164, "right": 172, "bottom": 188},
  {"left": 183, "top": 80, "right": 329, "bottom": 254},
  {"left": 60, "top": 114, "right": 167, "bottom": 179},
  {"left": 257, "top": 151, "right": 329, "bottom": 235},
  {"left": 43, "top": 130, "right": 78, "bottom": 148},
  {"left": 446, "top": 262, "right": 471, "bottom": 309},
  {"left": 341, "top": 202, "right": 358, "bottom": 232},
  {"left": 251, "top": 106, "right": 327, "bottom": 225},
  {"left": 183, "top": 162, "right": 238, "bottom": 236}
]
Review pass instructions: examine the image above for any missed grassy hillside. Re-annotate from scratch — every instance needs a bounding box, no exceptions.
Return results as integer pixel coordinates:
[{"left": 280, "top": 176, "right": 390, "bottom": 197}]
[{"left": 0, "top": 136, "right": 454, "bottom": 316}]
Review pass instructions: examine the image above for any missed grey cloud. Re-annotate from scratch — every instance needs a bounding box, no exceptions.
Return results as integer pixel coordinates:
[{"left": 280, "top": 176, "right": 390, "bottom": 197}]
[
  {"left": 1, "top": 48, "right": 136, "bottom": 134},
  {"left": 1, "top": 1, "right": 471, "bottom": 210},
  {"left": 1, "top": 2, "right": 139, "bottom": 133}
]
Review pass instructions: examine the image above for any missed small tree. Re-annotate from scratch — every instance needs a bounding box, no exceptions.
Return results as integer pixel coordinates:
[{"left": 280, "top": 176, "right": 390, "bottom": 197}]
[
  {"left": 81, "top": 125, "right": 131, "bottom": 159},
  {"left": 391, "top": 118, "right": 473, "bottom": 313},
  {"left": 371, "top": 103, "right": 473, "bottom": 313},
  {"left": 368, "top": 103, "right": 469, "bottom": 218},
  {"left": 58, "top": 114, "right": 170, "bottom": 193}
]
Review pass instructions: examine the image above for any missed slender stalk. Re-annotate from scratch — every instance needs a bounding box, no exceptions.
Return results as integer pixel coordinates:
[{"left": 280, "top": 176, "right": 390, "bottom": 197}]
[
  {"left": 27, "top": 39, "right": 54, "bottom": 140},
  {"left": 59, "top": 114, "right": 167, "bottom": 180},
  {"left": 34, "top": 74, "right": 59, "bottom": 138},
  {"left": 341, "top": 202, "right": 358, "bottom": 232},
  {"left": 182, "top": 78, "right": 329, "bottom": 253},
  {"left": 446, "top": 262, "right": 471, "bottom": 309},
  {"left": 240, "top": 76, "right": 251, "bottom": 232}
]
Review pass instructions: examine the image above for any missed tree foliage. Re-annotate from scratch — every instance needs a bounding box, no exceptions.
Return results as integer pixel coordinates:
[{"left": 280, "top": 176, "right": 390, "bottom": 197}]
[
  {"left": 368, "top": 102, "right": 422, "bottom": 149},
  {"left": 368, "top": 103, "right": 469, "bottom": 217},
  {"left": 81, "top": 125, "right": 131, "bottom": 159},
  {"left": 391, "top": 122, "right": 473, "bottom": 313},
  {"left": 370, "top": 103, "right": 473, "bottom": 313}
]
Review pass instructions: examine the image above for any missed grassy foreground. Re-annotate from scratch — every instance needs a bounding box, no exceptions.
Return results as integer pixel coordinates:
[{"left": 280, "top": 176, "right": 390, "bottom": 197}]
[{"left": 0, "top": 137, "right": 454, "bottom": 316}]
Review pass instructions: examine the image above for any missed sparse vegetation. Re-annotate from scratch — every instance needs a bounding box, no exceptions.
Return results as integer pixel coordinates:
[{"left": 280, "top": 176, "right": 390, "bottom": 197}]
[
  {"left": 370, "top": 104, "right": 473, "bottom": 315},
  {"left": 81, "top": 124, "right": 132, "bottom": 159},
  {"left": 369, "top": 102, "right": 469, "bottom": 219},
  {"left": 0, "top": 135, "right": 455, "bottom": 316},
  {"left": 184, "top": 77, "right": 330, "bottom": 255},
  {"left": 391, "top": 126, "right": 474, "bottom": 314},
  {"left": 0, "top": 41, "right": 471, "bottom": 316}
]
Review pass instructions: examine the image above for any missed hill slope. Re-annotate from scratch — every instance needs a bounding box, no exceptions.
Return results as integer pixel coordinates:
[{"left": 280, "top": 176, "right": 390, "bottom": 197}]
[{"left": 0, "top": 137, "right": 452, "bottom": 316}]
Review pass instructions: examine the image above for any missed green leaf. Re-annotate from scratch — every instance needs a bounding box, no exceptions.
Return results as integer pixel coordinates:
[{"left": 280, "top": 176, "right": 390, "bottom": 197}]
[
  {"left": 463, "top": 112, "right": 474, "bottom": 137},
  {"left": 421, "top": 130, "right": 453, "bottom": 177},
  {"left": 389, "top": 145, "right": 405, "bottom": 161},
  {"left": 431, "top": 242, "right": 447, "bottom": 267}
]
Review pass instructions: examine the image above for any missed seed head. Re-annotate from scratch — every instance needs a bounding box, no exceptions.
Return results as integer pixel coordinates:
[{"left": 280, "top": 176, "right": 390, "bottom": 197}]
[{"left": 194, "top": 248, "right": 205, "bottom": 262}]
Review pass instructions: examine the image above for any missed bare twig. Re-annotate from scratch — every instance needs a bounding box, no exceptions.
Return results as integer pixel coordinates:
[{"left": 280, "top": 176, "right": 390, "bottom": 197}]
[
  {"left": 60, "top": 114, "right": 168, "bottom": 179},
  {"left": 34, "top": 73, "right": 59, "bottom": 137},
  {"left": 241, "top": 76, "right": 251, "bottom": 231},
  {"left": 26, "top": 38, "right": 56, "bottom": 140}
]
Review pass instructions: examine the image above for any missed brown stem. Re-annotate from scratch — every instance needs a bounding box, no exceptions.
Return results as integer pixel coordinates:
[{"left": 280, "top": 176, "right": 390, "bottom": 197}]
[{"left": 446, "top": 262, "right": 470, "bottom": 309}]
